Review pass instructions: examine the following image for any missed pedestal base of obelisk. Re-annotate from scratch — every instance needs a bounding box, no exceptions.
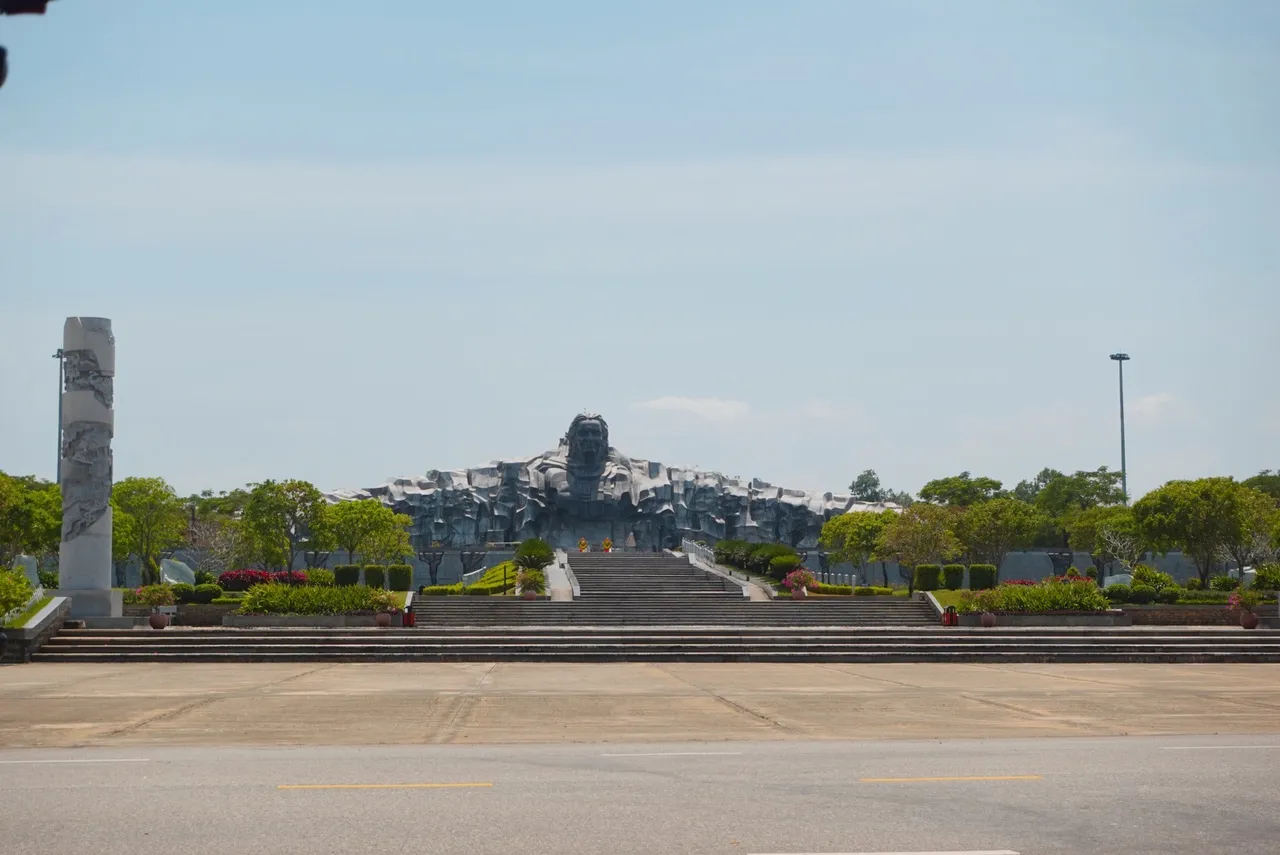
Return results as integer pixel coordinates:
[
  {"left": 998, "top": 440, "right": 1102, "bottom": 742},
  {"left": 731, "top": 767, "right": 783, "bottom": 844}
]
[{"left": 57, "top": 510, "right": 121, "bottom": 618}]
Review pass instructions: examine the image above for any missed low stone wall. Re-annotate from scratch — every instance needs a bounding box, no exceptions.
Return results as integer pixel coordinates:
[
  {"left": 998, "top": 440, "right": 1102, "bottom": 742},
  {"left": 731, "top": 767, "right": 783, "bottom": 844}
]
[
  {"left": 1, "top": 597, "right": 71, "bottom": 663},
  {"left": 177, "top": 603, "right": 238, "bottom": 626},
  {"left": 958, "top": 611, "right": 1131, "bottom": 627},
  {"left": 1123, "top": 605, "right": 1279, "bottom": 626},
  {"left": 223, "top": 614, "right": 404, "bottom": 628}
]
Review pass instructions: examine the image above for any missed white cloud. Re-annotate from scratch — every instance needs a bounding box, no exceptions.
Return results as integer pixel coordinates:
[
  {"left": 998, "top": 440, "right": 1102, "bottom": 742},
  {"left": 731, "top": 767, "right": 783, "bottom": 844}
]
[
  {"left": 1130, "top": 392, "right": 1176, "bottom": 421},
  {"left": 632, "top": 396, "right": 750, "bottom": 422}
]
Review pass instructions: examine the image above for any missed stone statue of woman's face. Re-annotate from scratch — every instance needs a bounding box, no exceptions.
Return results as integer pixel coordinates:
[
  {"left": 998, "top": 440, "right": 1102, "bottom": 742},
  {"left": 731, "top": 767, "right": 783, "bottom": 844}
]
[{"left": 567, "top": 415, "right": 608, "bottom": 472}]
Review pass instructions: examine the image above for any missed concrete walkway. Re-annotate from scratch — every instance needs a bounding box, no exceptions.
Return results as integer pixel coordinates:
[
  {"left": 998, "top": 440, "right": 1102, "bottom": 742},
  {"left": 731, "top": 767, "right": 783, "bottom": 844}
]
[{"left": 3, "top": 662, "right": 1278, "bottom": 748}]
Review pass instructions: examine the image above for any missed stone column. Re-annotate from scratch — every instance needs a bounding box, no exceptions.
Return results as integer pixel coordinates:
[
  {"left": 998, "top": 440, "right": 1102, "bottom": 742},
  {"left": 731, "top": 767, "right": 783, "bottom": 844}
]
[{"left": 58, "top": 317, "right": 121, "bottom": 618}]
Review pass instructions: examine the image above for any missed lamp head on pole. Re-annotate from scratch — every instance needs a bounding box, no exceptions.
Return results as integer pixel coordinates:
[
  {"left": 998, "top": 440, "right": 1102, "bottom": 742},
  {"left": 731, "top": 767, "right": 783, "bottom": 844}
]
[{"left": 1110, "top": 353, "right": 1130, "bottom": 362}]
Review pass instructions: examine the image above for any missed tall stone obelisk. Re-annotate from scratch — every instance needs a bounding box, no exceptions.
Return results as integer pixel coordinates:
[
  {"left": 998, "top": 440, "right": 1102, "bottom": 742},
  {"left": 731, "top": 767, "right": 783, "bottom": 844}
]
[{"left": 58, "top": 317, "right": 121, "bottom": 618}]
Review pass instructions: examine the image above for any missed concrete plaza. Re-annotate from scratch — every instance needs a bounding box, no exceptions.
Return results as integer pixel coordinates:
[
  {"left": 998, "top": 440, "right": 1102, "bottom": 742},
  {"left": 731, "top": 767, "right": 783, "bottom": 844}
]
[{"left": 3, "top": 661, "right": 1279, "bottom": 748}]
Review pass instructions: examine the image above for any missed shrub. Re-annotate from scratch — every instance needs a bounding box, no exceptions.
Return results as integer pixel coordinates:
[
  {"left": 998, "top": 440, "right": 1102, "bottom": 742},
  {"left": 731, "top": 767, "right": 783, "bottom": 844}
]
[
  {"left": 133, "top": 584, "right": 176, "bottom": 607},
  {"left": 305, "top": 568, "right": 335, "bottom": 587},
  {"left": 218, "top": 569, "right": 272, "bottom": 592},
  {"left": 387, "top": 564, "right": 413, "bottom": 591},
  {"left": 362, "top": 565, "right": 387, "bottom": 589},
  {"left": 237, "top": 583, "right": 398, "bottom": 615},
  {"left": 333, "top": 565, "right": 361, "bottom": 587},
  {"left": 748, "top": 543, "right": 799, "bottom": 575},
  {"left": 0, "top": 569, "right": 34, "bottom": 616},
  {"left": 809, "top": 583, "right": 853, "bottom": 596},
  {"left": 211, "top": 597, "right": 242, "bottom": 605},
  {"left": 781, "top": 569, "right": 817, "bottom": 592},
  {"left": 1210, "top": 575, "right": 1240, "bottom": 592},
  {"left": 958, "top": 578, "right": 1110, "bottom": 614},
  {"left": 1183, "top": 577, "right": 1203, "bottom": 591},
  {"left": 1253, "top": 565, "right": 1280, "bottom": 591},
  {"left": 420, "top": 584, "right": 463, "bottom": 596},
  {"left": 463, "top": 584, "right": 494, "bottom": 596},
  {"left": 912, "top": 564, "right": 943, "bottom": 591},
  {"left": 272, "top": 571, "right": 308, "bottom": 587},
  {"left": 1228, "top": 589, "right": 1264, "bottom": 612},
  {"left": 193, "top": 569, "right": 217, "bottom": 586},
  {"left": 1156, "top": 587, "right": 1181, "bottom": 604},
  {"left": 38, "top": 569, "right": 59, "bottom": 589},
  {"left": 713, "top": 539, "right": 752, "bottom": 567},
  {"left": 514, "top": 538, "right": 555, "bottom": 571},
  {"left": 192, "top": 583, "right": 223, "bottom": 604},
  {"left": 171, "top": 583, "right": 197, "bottom": 604},
  {"left": 517, "top": 568, "right": 546, "bottom": 594},
  {"left": 1104, "top": 583, "right": 1131, "bottom": 603},
  {"left": 968, "top": 564, "right": 997, "bottom": 590},
  {"left": 1132, "top": 565, "right": 1175, "bottom": 591},
  {"left": 942, "top": 564, "right": 965, "bottom": 590},
  {"left": 769, "top": 555, "right": 802, "bottom": 577},
  {"left": 1129, "top": 583, "right": 1157, "bottom": 604},
  {"left": 853, "top": 585, "right": 895, "bottom": 596},
  {"left": 1085, "top": 566, "right": 1099, "bottom": 580}
]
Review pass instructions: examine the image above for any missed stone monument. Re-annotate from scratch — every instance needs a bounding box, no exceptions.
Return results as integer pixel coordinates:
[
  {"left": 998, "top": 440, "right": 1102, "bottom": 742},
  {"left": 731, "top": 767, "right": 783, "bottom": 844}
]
[
  {"left": 329, "top": 412, "right": 900, "bottom": 551},
  {"left": 58, "top": 317, "right": 121, "bottom": 618}
]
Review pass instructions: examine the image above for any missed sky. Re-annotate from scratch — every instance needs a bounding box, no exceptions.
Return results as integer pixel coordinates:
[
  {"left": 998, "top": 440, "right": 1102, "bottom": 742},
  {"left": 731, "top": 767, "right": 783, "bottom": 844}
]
[{"left": 1, "top": 0, "right": 1277, "bottom": 501}]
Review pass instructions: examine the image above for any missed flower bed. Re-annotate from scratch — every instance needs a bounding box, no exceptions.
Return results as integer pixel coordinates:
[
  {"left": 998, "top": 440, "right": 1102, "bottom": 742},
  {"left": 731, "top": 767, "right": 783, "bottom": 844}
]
[
  {"left": 236, "top": 583, "right": 398, "bottom": 616},
  {"left": 957, "top": 578, "right": 1111, "bottom": 615}
]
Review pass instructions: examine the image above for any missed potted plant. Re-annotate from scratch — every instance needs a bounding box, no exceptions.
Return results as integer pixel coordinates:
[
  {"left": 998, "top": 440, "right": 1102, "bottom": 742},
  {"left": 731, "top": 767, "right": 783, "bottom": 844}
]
[
  {"left": 517, "top": 569, "right": 546, "bottom": 600},
  {"left": 601, "top": 538, "right": 613, "bottom": 553},
  {"left": 1229, "top": 590, "right": 1263, "bottom": 629},
  {"left": 782, "top": 568, "right": 817, "bottom": 600},
  {"left": 135, "top": 584, "right": 176, "bottom": 629}
]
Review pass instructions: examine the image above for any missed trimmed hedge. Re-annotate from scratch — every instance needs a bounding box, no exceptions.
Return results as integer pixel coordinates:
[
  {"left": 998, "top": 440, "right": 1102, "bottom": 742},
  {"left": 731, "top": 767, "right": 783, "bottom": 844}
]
[
  {"left": 171, "top": 583, "right": 196, "bottom": 604},
  {"left": 1210, "top": 575, "right": 1240, "bottom": 592},
  {"left": 192, "top": 583, "right": 222, "bottom": 604},
  {"left": 942, "top": 564, "right": 965, "bottom": 590},
  {"left": 420, "top": 584, "right": 463, "bottom": 596},
  {"left": 769, "top": 555, "right": 802, "bottom": 576},
  {"left": 218, "top": 569, "right": 273, "bottom": 592},
  {"left": 912, "top": 564, "right": 943, "bottom": 591},
  {"left": 968, "top": 564, "right": 997, "bottom": 590},
  {"left": 387, "top": 564, "right": 413, "bottom": 591},
  {"left": 1129, "top": 583, "right": 1157, "bottom": 604},
  {"left": 853, "top": 585, "right": 896, "bottom": 596},
  {"left": 334, "top": 565, "right": 361, "bottom": 587},
  {"left": 363, "top": 565, "right": 387, "bottom": 589},
  {"left": 809, "top": 583, "right": 853, "bottom": 596},
  {"left": 1105, "top": 584, "right": 1131, "bottom": 603}
]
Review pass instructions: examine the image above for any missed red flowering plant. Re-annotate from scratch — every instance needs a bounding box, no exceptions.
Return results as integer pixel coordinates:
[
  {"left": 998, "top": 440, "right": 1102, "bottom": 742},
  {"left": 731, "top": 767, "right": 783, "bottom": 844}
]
[
  {"left": 1228, "top": 590, "right": 1262, "bottom": 614},
  {"left": 218, "top": 569, "right": 273, "bottom": 592},
  {"left": 782, "top": 569, "right": 817, "bottom": 593},
  {"left": 272, "top": 571, "right": 308, "bottom": 587},
  {"left": 1002, "top": 579, "right": 1037, "bottom": 586}
]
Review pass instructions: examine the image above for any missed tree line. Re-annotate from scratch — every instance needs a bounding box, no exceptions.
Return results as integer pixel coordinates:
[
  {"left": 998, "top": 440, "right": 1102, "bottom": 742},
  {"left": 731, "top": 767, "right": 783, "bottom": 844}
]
[{"left": 826, "top": 467, "right": 1280, "bottom": 584}]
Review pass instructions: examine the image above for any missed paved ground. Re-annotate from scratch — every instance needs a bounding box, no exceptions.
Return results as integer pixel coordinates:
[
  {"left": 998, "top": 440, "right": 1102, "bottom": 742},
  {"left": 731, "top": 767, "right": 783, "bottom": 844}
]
[
  {"left": 3, "top": 735, "right": 1279, "bottom": 854},
  {"left": 3, "top": 662, "right": 1280, "bottom": 748}
]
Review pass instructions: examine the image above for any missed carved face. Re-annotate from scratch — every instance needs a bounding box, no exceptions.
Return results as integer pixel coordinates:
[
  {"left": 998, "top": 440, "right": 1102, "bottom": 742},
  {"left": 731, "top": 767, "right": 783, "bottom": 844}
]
[{"left": 567, "top": 415, "right": 608, "bottom": 471}]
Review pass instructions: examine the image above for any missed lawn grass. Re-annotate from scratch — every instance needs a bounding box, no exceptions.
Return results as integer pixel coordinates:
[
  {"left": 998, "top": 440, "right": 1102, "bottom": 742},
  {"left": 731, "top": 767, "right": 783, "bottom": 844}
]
[
  {"left": 929, "top": 589, "right": 969, "bottom": 609},
  {"left": 4, "top": 595, "right": 54, "bottom": 629}
]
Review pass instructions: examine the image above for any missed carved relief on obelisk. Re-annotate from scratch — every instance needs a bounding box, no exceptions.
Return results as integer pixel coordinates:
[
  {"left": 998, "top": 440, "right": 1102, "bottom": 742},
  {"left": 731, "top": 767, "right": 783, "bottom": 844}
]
[{"left": 58, "top": 317, "right": 120, "bottom": 617}]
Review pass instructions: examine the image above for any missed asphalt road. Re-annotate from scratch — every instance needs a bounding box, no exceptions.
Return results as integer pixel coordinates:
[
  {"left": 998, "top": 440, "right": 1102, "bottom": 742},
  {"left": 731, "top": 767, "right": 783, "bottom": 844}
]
[{"left": 3, "top": 735, "right": 1278, "bottom": 854}]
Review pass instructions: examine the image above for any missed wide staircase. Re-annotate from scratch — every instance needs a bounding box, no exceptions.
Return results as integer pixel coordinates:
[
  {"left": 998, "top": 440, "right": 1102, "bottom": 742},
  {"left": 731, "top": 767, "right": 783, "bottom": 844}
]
[{"left": 34, "top": 626, "right": 1280, "bottom": 662}]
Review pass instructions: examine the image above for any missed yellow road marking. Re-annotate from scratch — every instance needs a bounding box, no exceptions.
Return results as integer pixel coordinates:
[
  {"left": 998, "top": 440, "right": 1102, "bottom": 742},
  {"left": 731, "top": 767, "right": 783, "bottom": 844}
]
[
  {"left": 278, "top": 782, "right": 493, "bottom": 790},
  {"left": 858, "top": 775, "right": 1042, "bottom": 784}
]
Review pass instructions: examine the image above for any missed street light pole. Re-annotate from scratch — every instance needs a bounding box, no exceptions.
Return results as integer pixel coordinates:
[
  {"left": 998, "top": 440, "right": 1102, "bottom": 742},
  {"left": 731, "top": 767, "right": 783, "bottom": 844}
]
[
  {"left": 1110, "top": 352, "right": 1131, "bottom": 504},
  {"left": 52, "top": 348, "right": 64, "bottom": 483}
]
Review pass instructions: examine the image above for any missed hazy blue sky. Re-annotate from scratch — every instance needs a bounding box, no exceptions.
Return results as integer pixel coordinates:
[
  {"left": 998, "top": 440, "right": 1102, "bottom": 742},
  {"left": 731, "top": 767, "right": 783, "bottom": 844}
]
[{"left": 2, "top": 0, "right": 1276, "bottom": 499}]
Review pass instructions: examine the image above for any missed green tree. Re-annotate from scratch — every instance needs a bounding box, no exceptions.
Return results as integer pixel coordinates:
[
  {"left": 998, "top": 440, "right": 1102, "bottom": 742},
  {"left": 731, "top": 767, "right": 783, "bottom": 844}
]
[
  {"left": 1242, "top": 470, "right": 1280, "bottom": 502},
  {"left": 1034, "top": 467, "right": 1126, "bottom": 520},
  {"left": 0, "top": 566, "right": 34, "bottom": 617},
  {"left": 0, "top": 473, "right": 62, "bottom": 567},
  {"left": 876, "top": 503, "right": 961, "bottom": 569},
  {"left": 1063, "top": 505, "right": 1140, "bottom": 574},
  {"left": 1222, "top": 487, "right": 1280, "bottom": 574},
  {"left": 954, "top": 498, "right": 1047, "bottom": 568},
  {"left": 361, "top": 513, "right": 413, "bottom": 564},
  {"left": 918, "top": 472, "right": 1005, "bottom": 507},
  {"left": 112, "top": 477, "right": 187, "bottom": 584},
  {"left": 329, "top": 499, "right": 397, "bottom": 564},
  {"left": 819, "top": 509, "right": 895, "bottom": 568},
  {"left": 239, "top": 479, "right": 326, "bottom": 570},
  {"left": 1012, "top": 468, "right": 1063, "bottom": 504},
  {"left": 110, "top": 497, "right": 137, "bottom": 586},
  {"left": 513, "top": 538, "right": 555, "bottom": 571},
  {"left": 1132, "top": 477, "right": 1251, "bottom": 585},
  {"left": 848, "top": 469, "right": 884, "bottom": 502}
]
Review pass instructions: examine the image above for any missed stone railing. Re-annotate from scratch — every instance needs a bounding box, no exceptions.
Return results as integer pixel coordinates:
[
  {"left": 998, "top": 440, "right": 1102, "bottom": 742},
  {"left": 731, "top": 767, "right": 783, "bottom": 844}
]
[{"left": 681, "top": 539, "right": 716, "bottom": 566}]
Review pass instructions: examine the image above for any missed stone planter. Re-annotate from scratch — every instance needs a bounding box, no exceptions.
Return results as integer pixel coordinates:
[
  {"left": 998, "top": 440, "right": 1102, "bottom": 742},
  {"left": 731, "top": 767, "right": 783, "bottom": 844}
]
[
  {"left": 375, "top": 612, "right": 393, "bottom": 628},
  {"left": 980, "top": 612, "right": 996, "bottom": 628},
  {"left": 148, "top": 611, "right": 169, "bottom": 630},
  {"left": 792, "top": 588, "right": 808, "bottom": 600},
  {"left": 522, "top": 590, "right": 537, "bottom": 600},
  {"left": 1241, "top": 611, "right": 1260, "bottom": 630}
]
